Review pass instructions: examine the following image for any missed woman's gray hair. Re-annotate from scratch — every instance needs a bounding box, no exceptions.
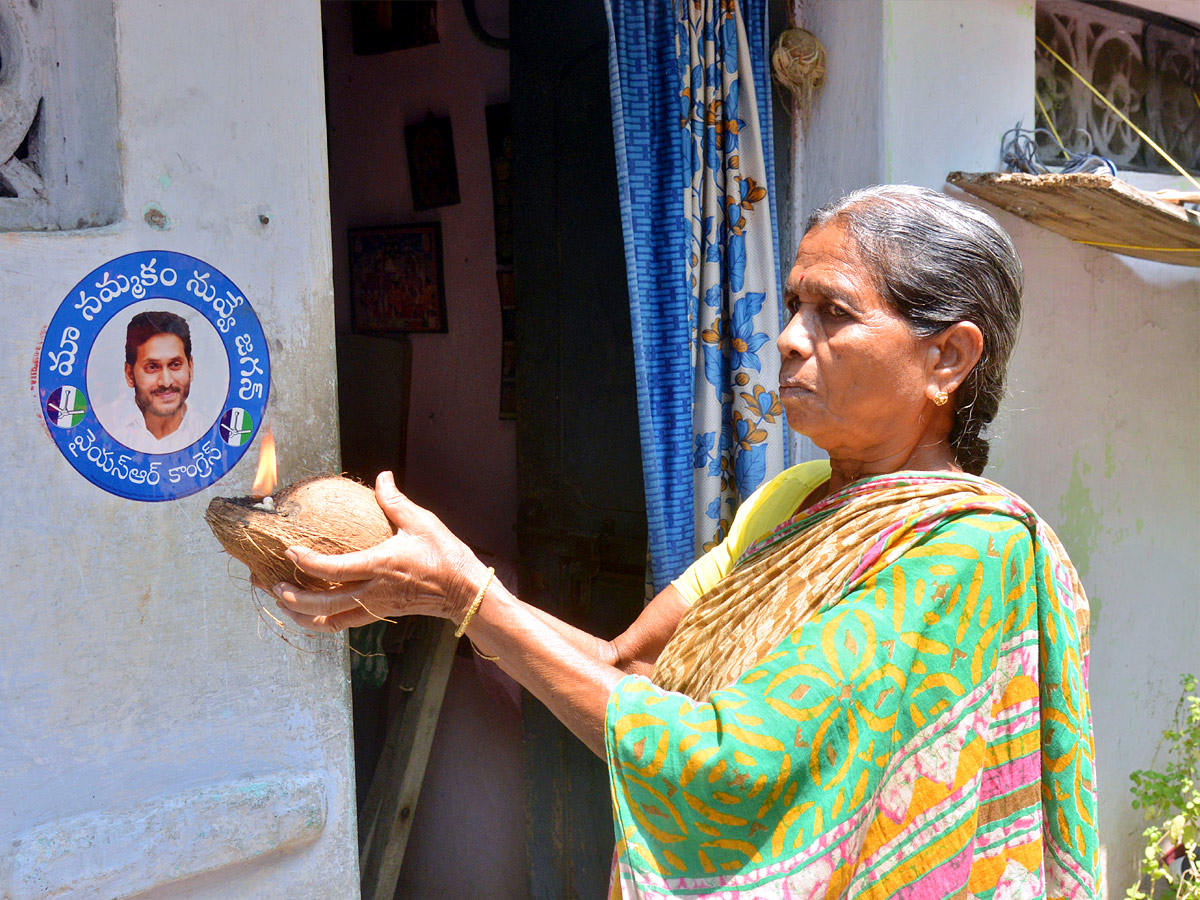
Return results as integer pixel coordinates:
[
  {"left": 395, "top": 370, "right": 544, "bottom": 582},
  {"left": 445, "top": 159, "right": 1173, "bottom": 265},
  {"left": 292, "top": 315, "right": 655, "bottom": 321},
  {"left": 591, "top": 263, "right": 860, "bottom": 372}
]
[{"left": 806, "top": 185, "right": 1023, "bottom": 475}]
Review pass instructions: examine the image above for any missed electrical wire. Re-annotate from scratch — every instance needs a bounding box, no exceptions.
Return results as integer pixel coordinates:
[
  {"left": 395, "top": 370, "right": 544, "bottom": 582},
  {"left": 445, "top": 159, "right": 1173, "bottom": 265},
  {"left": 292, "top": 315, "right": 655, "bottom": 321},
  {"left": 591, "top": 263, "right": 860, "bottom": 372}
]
[{"left": 1000, "top": 122, "right": 1118, "bottom": 177}]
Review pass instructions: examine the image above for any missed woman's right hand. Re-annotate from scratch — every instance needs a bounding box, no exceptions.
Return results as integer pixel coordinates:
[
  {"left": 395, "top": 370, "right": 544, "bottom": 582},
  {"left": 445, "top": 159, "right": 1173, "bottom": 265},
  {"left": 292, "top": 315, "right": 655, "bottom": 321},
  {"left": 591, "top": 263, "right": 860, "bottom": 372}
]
[{"left": 270, "top": 471, "right": 492, "bottom": 632}]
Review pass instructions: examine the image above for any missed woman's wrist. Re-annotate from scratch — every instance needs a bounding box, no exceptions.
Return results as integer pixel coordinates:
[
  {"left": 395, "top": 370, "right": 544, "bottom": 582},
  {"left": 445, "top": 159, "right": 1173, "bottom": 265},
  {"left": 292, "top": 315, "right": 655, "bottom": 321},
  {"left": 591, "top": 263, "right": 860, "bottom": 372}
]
[
  {"left": 445, "top": 555, "right": 495, "bottom": 627},
  {"left": 455, "top": 567, "right": 495, "bottom": 637}
]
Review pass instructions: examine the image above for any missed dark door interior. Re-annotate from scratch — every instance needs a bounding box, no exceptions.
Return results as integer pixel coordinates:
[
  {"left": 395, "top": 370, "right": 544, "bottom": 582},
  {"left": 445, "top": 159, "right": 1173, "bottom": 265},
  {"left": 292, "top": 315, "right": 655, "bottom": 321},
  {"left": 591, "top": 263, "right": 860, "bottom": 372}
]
[{"left": 511, "top": 1, "right": 649, "bottom": 897}]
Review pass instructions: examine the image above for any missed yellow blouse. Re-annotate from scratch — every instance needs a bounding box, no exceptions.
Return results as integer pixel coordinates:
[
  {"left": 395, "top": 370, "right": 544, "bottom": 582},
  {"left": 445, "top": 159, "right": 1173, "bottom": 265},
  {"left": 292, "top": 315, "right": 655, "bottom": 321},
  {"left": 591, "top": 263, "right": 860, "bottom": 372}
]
[{"left": 670, "top": 459, "right": 832, "bottom": 604}]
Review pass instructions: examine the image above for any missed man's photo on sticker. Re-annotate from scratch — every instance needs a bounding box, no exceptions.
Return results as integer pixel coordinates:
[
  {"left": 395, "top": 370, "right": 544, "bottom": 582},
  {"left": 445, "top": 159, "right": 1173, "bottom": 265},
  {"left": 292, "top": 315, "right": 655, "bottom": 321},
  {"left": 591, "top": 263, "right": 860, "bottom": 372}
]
[{"left": 108, "top": 310, "right": 205, "bottom": 453}]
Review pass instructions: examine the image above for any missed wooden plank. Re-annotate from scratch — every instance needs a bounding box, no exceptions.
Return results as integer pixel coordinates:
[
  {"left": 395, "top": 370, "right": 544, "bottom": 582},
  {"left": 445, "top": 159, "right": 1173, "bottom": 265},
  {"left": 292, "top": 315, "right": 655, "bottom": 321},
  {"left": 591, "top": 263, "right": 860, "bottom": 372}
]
[
  {"left": 358, "top": 617, "right": 459, "bottom": 900},
  {"left": 947, "top": 171, "right": 1200, "bottom": 267}
]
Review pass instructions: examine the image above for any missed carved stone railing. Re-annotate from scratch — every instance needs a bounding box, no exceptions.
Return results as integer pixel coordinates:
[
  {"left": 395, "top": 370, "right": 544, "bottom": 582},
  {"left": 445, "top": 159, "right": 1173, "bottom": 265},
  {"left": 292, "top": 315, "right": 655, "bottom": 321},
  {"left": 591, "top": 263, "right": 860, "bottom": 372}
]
[
  {"left": 0, "top": 0, "right": 120, "bottom": 230},
  {"left": 1036, "top": 0, "right": 1200, "bottom": 175},
  {"left": 0, "top": 0, "right": 46, "bottom": 201}
]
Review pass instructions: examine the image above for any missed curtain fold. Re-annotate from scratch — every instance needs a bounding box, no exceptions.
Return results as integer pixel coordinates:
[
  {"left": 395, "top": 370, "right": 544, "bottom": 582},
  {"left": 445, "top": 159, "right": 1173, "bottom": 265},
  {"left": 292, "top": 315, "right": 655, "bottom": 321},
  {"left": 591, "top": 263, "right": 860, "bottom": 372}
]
[{"left": 607, "top": 0, "right": 787, "bottom": 593}]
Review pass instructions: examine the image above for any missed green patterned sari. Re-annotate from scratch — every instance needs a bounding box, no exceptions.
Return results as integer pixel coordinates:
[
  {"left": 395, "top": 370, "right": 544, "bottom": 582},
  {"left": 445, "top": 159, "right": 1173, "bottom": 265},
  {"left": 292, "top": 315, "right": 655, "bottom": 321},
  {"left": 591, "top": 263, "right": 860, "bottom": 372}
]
[{"left": 605, "top": 471, "right": 1098, "bottom": 900}]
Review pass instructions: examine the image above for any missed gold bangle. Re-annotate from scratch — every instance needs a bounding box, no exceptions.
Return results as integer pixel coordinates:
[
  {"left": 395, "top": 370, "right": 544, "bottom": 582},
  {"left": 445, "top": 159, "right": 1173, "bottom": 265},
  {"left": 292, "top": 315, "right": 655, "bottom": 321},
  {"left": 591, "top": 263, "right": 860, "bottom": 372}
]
[
  {"left": 454, "top": 566, "right": 495, "bottom": 638},
  {"left": 470, "top": 640, "right": 499, "bottom": 661}
]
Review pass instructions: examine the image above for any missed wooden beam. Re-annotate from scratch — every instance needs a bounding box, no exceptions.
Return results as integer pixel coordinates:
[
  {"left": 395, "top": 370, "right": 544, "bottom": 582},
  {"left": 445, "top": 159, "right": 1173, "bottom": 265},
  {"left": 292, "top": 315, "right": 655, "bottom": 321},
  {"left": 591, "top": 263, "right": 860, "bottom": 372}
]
[
  {"left": 947, "top": 171, "right": 1200, "bottom": 267},
  {"left": 358, "top": 617, "right": 459, "bottom": 900}
]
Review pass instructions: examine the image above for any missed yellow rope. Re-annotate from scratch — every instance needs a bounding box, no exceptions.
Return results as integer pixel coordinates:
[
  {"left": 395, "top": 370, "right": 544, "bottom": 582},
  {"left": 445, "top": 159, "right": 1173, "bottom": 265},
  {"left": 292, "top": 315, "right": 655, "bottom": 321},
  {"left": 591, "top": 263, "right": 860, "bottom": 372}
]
[
  {"left": 1037, "top": 35, "right": 1200, "bottom": 192},
  {"left": 1034, "top": 90, "right": 1068, "bottom": 154},
  {"left": 1073, "top": 239, "right": 1200, "bottom": 251}
]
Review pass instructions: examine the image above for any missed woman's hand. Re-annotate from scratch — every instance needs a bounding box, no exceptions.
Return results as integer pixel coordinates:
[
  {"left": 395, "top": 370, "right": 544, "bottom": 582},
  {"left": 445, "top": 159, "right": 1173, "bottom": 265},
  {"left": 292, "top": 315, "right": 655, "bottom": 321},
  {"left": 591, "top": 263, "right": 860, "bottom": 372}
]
[
  {"left": 266, "top": 472, "right": 691, "bottom": 759},
  {"left": 270, "top": 471, "right": 490, "bottom": 633}
]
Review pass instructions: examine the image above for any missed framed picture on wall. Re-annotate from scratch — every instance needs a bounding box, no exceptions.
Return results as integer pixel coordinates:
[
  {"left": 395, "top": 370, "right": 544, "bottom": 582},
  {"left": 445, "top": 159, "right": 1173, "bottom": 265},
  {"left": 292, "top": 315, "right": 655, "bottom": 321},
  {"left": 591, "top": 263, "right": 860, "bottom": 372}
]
[
  {"left": 348, "top": 224, "right": 447, "bottom": 334},
  {"left": 405, "top": 115, "right": 460, "bottom": 211},
  {"left": 351, "top": 1, "right": 439, "bottom": 55}
]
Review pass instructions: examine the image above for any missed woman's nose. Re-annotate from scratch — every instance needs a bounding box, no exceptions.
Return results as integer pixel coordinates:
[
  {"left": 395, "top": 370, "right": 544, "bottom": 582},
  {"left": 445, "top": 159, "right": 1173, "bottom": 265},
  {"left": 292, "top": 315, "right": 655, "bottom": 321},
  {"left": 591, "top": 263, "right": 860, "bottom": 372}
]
[{"left": 777, "top": 308, "right": 814, "bottom": 359}]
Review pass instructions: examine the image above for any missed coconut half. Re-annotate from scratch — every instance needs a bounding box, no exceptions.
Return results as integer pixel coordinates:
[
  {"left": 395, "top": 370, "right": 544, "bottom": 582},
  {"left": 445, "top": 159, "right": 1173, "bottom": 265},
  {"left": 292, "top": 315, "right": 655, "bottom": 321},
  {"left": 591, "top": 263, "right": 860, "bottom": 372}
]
[{"left": 205, "top": 475, "right": 394, "bottom": 590}]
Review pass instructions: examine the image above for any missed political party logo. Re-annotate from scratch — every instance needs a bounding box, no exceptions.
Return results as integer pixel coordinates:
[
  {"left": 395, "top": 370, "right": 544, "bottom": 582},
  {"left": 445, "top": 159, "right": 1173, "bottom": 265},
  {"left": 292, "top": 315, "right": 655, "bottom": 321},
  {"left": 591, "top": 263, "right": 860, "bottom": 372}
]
[
  {"left": 37, "top": 251, "right": 271, "bottom": 502},
  {"left": 220, "top": 408, "right": 254, "bottom": 446},
  {"left": 46, "top": 386, "right": 87, "bottom": 428}
]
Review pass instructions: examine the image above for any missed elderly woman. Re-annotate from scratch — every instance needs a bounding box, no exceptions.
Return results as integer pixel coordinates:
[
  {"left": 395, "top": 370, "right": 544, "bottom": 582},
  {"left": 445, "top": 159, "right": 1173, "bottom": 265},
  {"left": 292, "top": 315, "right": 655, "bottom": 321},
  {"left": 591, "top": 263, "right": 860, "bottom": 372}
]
[{"left": 274, "top": 185, "right": 1099, "bottom": 899}]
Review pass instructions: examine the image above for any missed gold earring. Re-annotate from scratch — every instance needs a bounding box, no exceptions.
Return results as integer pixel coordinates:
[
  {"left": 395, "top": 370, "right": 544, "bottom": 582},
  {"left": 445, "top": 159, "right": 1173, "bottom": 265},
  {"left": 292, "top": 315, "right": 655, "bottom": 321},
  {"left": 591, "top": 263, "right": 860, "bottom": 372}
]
[{"left": 933, "top": 390, "right": 949, "bottom": 407}]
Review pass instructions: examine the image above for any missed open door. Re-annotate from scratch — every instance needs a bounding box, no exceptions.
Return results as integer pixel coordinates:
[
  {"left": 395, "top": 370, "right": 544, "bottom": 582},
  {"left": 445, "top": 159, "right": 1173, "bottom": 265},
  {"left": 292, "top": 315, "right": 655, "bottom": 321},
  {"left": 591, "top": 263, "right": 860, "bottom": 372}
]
[{"left": 512, "top": 1, "right": 649, "bottom": 897}]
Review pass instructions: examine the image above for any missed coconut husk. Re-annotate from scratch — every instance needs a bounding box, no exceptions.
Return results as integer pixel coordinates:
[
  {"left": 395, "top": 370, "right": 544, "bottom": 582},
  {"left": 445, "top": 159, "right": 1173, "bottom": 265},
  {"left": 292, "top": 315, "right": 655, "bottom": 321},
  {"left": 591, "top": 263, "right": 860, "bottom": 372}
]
[
  {"left": 205, "top": 475, "right": 395, "bottom": 590},
  {"left": 771, "top": 28, "right": 826, "bottom": 128}
]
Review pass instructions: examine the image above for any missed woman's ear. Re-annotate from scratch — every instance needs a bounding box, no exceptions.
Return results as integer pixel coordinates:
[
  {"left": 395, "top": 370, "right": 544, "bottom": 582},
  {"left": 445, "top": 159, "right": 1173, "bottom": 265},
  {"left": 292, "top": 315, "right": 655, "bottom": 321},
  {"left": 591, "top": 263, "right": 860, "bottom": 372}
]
[{"left": 928, "top": 321, "right": 984, "bottom": 393}]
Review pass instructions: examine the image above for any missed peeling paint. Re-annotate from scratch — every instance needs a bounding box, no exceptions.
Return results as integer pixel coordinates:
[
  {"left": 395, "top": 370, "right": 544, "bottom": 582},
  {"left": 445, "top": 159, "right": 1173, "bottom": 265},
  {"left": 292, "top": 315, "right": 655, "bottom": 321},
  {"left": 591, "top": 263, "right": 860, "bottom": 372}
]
[{"left": 142, "top": 202, "right": 170, "bottom": 230}]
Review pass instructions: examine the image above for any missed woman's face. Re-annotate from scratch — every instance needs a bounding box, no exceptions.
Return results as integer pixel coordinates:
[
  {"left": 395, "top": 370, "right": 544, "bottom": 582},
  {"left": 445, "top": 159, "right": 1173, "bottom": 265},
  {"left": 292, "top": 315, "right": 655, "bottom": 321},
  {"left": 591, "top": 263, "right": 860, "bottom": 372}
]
[{"left": 778, "top": 221, "right": 937, "bottom": 461}]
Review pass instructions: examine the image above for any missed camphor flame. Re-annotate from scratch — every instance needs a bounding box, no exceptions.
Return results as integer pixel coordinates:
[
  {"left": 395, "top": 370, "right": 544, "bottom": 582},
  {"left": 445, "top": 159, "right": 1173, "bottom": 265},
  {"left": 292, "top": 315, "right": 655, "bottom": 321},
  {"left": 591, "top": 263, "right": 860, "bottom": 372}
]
[{"left": 250, "top": 428, "right": 277, "bottom": 498}]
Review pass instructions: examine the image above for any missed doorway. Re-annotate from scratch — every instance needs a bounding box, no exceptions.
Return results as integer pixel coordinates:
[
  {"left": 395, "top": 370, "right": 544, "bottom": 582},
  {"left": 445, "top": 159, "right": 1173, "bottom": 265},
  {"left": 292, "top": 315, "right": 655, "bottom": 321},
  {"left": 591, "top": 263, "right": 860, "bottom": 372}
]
[{"left": 321, "top": 1, "right": 646, "bottom": 898}]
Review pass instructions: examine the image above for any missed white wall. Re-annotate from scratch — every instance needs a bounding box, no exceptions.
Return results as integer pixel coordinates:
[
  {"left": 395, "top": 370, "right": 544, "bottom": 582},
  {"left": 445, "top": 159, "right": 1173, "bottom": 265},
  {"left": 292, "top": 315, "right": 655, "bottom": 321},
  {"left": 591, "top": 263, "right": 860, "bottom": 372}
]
[
  {"left": 991, "top": 224, "right": 1200, "bottom": 898},
  {"left": 790, "top": 0, "right": 885, "bottom": 225},
  {"left": 791, "top": 0, "right": 1200, "bottom": 894},
  {"left": 0, "top": 2, "right": 357, "bottom": 898}
]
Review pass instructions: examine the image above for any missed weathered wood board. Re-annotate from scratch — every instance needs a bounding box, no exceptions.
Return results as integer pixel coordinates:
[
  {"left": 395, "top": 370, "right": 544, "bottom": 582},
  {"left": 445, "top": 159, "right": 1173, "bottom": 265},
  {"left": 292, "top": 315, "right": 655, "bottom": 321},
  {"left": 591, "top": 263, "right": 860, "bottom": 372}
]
[
  {"left": 358, "top": 618, "right": 459, "bottom": 900},
  {"left": 947, "top": 171, "right": 1200, "bottom": 267}
]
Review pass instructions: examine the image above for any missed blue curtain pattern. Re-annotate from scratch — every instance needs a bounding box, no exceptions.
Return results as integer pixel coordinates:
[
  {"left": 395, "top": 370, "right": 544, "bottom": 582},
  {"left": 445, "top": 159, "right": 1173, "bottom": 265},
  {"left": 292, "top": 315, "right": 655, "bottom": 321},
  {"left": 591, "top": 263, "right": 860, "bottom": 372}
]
[{"left": 607, "top": 0, "right": 786, "bottom": 592}]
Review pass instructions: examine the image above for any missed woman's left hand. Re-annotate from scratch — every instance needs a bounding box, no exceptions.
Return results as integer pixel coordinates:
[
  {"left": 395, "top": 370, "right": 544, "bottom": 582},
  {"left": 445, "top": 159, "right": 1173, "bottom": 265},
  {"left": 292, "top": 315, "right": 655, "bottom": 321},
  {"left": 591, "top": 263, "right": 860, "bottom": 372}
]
[{"left": 269, "top": 471, "right": 490, "bottom": 633}]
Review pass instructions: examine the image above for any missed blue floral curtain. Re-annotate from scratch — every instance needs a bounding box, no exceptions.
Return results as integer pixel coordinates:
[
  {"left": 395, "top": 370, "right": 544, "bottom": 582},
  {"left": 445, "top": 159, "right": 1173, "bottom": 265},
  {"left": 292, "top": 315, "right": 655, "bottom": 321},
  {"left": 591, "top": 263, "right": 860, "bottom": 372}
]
[{"left": 607, "top": 0, "right": 787, "bottom": 592}]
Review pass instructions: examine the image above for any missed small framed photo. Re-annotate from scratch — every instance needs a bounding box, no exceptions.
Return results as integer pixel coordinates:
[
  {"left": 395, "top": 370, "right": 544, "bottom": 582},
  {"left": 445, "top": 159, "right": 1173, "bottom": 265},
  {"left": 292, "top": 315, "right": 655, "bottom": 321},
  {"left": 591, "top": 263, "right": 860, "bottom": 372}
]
[
  {"left": 348, "top": 224, "right": 447, "bottom": 334},
  {"left": 405, "top": 116, "right": 460, "bottom": 211},
  {"left": 351, "top": 1, "right": 439, "bottom": 55}
]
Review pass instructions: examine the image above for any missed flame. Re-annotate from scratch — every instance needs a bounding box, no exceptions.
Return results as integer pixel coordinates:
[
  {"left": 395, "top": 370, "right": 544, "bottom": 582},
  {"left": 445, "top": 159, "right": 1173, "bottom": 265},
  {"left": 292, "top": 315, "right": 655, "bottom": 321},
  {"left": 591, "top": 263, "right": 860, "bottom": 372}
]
[{"left": 251, "top": 428, "right": 277, "bottom": 498}]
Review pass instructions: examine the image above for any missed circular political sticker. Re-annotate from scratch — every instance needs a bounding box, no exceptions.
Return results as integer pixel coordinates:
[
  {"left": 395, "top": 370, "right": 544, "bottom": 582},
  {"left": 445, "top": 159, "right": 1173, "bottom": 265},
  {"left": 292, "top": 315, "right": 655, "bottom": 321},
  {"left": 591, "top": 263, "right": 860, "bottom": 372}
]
[{"left": 37, "top": 251, "right": 270, "bottom": 501}]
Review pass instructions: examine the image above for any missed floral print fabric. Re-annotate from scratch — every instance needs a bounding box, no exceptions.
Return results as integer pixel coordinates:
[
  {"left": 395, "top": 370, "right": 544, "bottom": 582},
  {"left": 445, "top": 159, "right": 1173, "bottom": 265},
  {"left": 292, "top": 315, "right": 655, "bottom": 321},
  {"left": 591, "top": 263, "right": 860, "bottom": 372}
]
[
  {"left": 607, "top": 0, "right": 786, "bottom": 591},
  {"left": 681, "top": 0, "right": 787, "bottom": 557}
]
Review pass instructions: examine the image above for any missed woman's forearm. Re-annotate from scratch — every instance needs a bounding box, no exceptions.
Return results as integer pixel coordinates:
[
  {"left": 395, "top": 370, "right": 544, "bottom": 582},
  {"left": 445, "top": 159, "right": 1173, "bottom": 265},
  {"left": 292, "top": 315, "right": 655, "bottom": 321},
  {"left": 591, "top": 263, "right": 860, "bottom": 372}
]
[
  {"left": 468, "top": 578, "right": 689, "bottom": 682},
  {"left": 464, "top": 578, "right": 624, "bottom": 758},
  {"left": 471, "top": 599, "right": 620, "bottom": 671}
]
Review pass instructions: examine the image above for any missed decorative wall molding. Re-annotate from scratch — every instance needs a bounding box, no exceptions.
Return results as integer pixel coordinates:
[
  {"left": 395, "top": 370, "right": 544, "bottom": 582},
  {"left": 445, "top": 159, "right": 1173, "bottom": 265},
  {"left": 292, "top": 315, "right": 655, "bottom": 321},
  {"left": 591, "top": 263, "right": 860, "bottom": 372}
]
[
  {"left": 0, "top": 771, "right": 327, "bottom": 899},
  {"left": 0, "top": 0, "right": 120, "bottom": 230},
  {"left": 1036, "top": 0, "right": 1200, "bottom": 175},
  {"left": 0, "top": 0, "right": 46, "bottom": 200}
]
